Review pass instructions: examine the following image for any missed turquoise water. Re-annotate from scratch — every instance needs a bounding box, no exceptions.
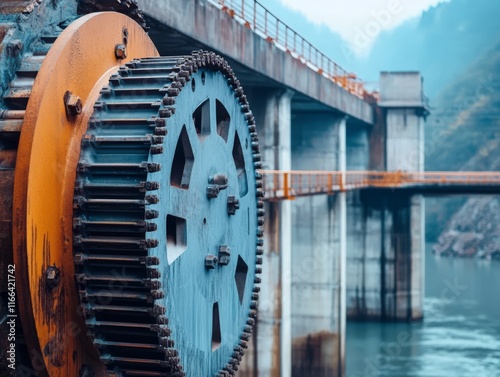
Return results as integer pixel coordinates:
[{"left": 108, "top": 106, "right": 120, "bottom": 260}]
[{"left": 346, "top": 246, "right": 500, "bottom": 377}]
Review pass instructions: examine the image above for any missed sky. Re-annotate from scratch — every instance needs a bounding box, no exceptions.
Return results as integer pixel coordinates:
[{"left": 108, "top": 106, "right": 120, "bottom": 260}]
[{"left": 277, "top": 0, "right": 450, "bottom": 55}]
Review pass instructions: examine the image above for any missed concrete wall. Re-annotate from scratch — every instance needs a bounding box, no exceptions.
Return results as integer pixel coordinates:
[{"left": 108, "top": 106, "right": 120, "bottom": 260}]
[
  {"left": 379, "top": 71, "right": 425, "bottom": 108},
  {"left": 138, "top": 0, "right": 373, "bottom": 125}
]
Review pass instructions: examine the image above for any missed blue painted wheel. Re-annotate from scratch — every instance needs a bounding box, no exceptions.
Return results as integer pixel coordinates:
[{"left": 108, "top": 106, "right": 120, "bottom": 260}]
[{"left": 74, "top": 52, "right": 264, "bottom": 377}]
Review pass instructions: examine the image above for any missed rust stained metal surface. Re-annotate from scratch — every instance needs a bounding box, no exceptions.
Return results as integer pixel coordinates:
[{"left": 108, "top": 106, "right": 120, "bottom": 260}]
[
  {"left": 0, "top": 0, "right": 39, "bottom": 14},
  {"left": 12, "top": 12, "right": 159, "bottom": 376}
]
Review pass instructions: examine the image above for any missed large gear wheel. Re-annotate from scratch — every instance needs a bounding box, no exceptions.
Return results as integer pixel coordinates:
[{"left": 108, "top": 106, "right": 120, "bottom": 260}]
[
  {"left": 4, "top": 9, "right": 263, "bottom": 377},
  {"left": 74, "top": 52, "right": 264, "bottom": 376}
]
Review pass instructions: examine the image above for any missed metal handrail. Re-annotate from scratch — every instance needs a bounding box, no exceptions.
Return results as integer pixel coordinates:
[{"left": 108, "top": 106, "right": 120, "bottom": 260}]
[
  {"left": 261, "top": 170, "right": 500, "bottom": 200},
  {"left": 208, "top": 0, "right": 368, "bottom": 99}
]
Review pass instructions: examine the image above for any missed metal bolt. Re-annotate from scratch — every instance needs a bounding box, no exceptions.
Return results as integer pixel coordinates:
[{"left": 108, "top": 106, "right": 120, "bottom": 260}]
[
  {"left": 115, "top": 44, "right": 127, "bottom": 59},
  {"left": 207, "top": 173, "right": 229, "bottom": 199},
  {"left": 6, "top": 40, "right": 23, "bottom": 57},
  {"left": 45, "top": 265, "right": 60, "bottom": 289},
  {"left": 227, "top": 196, "right": 240, "bottom": 215},
  {"left": 207, "top": 184, "right": 220, "bottom": 199},
  {"left": 209, "top": 173, "right": 228, "bottom": 188},
  {"left": 205, "top": 254, "right": 218, "bottom": 269},
  {"left": 64, "top": 91, "right": 82, "bottom": 117},
  {"left": 218, "top": 245, "right": 231, "bottom": 266}
]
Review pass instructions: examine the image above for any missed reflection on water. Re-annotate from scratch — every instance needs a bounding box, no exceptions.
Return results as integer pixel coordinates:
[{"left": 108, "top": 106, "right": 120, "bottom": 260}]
[{"left": 346, "top": 245, "right": 500, "bottom": 377}]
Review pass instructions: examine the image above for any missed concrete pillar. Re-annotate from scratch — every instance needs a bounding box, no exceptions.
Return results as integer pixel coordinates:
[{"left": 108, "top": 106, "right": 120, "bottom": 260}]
[
  {"left": 290, "top": 113, "right": 346, "bottom": 377},
  {"left": 240, "top": 88, "right": 293, "bottom": 377},
  {"left": 346, "top": 72, "right": 427, "bottom": 321},
  {"left": 381, "top": 72, "right": 427, "bottom": 321},
  {"left": 345, "top": 122, "right": 378, "bottom": 319}
]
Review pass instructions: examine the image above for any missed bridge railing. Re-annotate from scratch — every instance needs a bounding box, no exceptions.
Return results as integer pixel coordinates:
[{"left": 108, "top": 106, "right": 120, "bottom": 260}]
[
  {"left": 209, "top": 0, "right": 366, "bottom": 98},
  {"left": 261, "top": 170, "right": 500, "bottom": 200}
]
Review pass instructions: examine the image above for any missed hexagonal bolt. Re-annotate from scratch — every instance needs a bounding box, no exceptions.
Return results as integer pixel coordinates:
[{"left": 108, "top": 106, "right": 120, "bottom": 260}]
[
  {"left": 227, "top": 196, "right": 240, "bottom": 215},
  {"left": 6, "top": 39, "right": 23, "bottom": 57},
  {"left": 205, "top": 254, "right": 218, "bottom": 269},
  {"left": 115, "top": 44, "right": 127, "bottom": 59},
  {"left": 207, "top": 184, "right": 220, "bottom": 199},
  {"left": 45, "top": 265, "right": 61, "bottom": 289},
  {"left": 218, "top": 245, "right": 231, "bottom": 266},
  {"left": 209, "top": 173, "right": 228, "bottom": 188},
  {"left": 64, "top": 91, "right": 82, "bottom": 117}
]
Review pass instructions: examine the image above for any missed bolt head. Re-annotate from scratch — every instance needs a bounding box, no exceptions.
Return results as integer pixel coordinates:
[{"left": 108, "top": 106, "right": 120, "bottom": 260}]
[
  {"left": 45, "top": 265, "right": 61, "bottom": 289},
  {"left": 218, "top": 245, "right": 231, "bottom": 266},
  {"left": 210, "top": 173, "right": 228, "bottom": 186},
  {"left": 205, "top": 254, "right": 218, "bottom": 269},
  {"left": 115, "top": 44, "right": 127, "bottom": 59},
  {"left": 207, "top": 184, "right": 220, "bottom": 199},
  {"left": 64, "top": 91, "right": 82, "bottom": 117},
  {"left": 227, "top": 196, "right": 240, "bottom": 215}
]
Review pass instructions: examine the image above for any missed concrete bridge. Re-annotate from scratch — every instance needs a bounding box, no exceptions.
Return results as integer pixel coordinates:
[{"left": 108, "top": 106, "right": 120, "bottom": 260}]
[{"left": 136, "top": 1, "right": 499, "bottom": 376}]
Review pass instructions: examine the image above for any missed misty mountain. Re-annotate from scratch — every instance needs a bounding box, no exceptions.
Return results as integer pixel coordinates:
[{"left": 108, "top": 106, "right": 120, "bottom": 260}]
[
  {"left": 359, "top": 0, "right": 500, "bottom": 97},
  {"left": 265, "top": 0, "right": 500, "bottom": 99},
  {"left": 425, "top": 41, "right": 500, "bottom": 254}
]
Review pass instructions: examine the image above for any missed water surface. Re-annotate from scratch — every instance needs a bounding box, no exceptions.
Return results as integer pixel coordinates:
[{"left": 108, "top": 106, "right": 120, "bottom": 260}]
[{"left": 346, "top": 245, "right": 500, "bottom": 377}]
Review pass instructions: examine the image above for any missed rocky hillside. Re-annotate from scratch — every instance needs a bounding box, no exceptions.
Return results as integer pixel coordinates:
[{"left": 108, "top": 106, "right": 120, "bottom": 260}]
[{"left": 427, "top": 42, "right": 500, "bottom": 259}]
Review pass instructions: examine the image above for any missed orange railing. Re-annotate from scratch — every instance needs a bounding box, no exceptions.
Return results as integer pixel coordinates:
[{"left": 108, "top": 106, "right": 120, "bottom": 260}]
[
  {"left": 261, "top": 171, "right": 500, "bottom": 200},
  {"left": 208, "top": 0, "right": 366, "bottom": 98}
]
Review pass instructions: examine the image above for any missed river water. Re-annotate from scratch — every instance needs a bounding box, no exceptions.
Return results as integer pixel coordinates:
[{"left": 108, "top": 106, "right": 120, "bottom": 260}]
[{"left": 346, "top": 245, "right": 500, "bottom": 377}]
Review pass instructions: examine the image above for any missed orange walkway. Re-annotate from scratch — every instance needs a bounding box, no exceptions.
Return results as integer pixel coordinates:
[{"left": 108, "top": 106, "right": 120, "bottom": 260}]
[{"left": 261, "top": 170, "right": 500, "bottom": 200}]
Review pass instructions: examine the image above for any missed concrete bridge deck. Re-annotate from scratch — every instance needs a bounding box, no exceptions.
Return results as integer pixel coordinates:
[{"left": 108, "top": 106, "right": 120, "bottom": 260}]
[{"left": 137, "top": 0, "right": 374, "bottom": 124}]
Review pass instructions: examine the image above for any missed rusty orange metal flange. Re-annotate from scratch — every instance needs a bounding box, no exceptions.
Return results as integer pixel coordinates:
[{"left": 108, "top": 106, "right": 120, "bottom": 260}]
[{"left": 13, "top": 12, "right": 159, "bottom": 376}]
